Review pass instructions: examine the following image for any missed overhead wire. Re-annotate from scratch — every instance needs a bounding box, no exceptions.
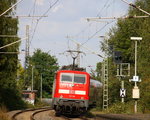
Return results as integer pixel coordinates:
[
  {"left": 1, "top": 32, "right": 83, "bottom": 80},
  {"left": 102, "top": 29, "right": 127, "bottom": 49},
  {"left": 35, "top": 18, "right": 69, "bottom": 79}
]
[
  {"left": 65, "top": 0, "right": 117, "bottom": 67},
  {"left": 30, "top": 0, "right": 60, "bottom": 44},
  {"left": 66, "top": 0, "right": 116, "bottom": 63},
  {"left": 80, "top": 20, "right": 115, "bottom": 47},
  {"left": 28, "top": 0, "right": 37, "bottom": 51},
  {"left": 30, "top": 0, "right": 37, "bottom": 30},
  {"left": 74, "top": 0, "right": 113, "bottom": 38},
  {"left": 18, "top": 0, "right": 59, "bottom": 57},
  {"left": 28, "top": 0, "right": 37, "bottom": 16},
  {"left": 18, "top": 0, "right": 37, "bottom": 56},
  {"left": 97, "top": 0, "right": 111, "bottom": 17},
  {"left": 81, "top": 0, "right": 141, "bottom": 47},
  {"left": 80, "top": 0, "right": 116, "bottom": 46}
]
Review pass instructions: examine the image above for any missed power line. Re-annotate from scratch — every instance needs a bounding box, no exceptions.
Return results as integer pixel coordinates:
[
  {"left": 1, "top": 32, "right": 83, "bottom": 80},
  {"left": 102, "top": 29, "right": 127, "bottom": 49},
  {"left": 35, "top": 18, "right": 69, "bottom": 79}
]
[
  {"left": 84, "top": 0, "right": 150, "bottom": 45},
  {"left": 97, "top": 0, "right": 111, "bottom": 17},
  {"left": 81, "top": 20, "right": 115, "bottom": 46},
  {"left": 28, "top": 0, "right": 37, "bottom": 16},
  {"left": 30, "top": 0, "right": 37, "bottom": 31},
  {"left": 73, "top": 0, "right": 117, "bottom": 48},
  {"left": 30, "top": 0, "right": 60, "bottom": 43},
  {"left": 38, "top": 0, "right": 60, "bottom": 21},
  {"left": 74, "top": 0, "right": 113, "bottom": 38},
  {"left": 29, "top": 0, "right": 39, "bottom": 50},
  {"left": 71, "top": 39, "right": 104, "bottom": 58}
]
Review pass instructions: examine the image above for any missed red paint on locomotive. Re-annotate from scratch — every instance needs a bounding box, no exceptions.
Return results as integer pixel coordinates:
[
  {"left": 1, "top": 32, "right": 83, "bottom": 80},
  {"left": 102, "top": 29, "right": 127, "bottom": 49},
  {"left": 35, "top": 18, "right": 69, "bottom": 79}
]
[
  {"left": 54, "top": 70, "right": 90, "bottom": 100},
  {"left": 52, "top": 70, "right": 90, "bottom": 115}
]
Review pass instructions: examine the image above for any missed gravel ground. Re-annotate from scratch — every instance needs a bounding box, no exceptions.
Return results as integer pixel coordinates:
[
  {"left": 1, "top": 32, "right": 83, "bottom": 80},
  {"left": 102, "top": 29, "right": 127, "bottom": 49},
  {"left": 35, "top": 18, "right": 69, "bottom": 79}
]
[
  {"left": 95, "top": 113, "right": 150, "bottom": 120},
  {"left": 7, "top": 109, "right": 150, "bottom": 120},
  {"left": 7, "top": 110, "right": 21, "bottom": 119}
]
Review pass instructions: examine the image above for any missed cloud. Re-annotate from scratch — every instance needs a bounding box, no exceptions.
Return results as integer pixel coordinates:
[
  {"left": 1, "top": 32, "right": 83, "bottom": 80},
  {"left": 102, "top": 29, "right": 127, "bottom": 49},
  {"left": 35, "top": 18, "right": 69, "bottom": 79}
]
[
  {"left": 52, "top": 4, "right": 63, "bottom": 13},
  {"left": 18, "top": 0, "right": 131, "bottom": 72}
]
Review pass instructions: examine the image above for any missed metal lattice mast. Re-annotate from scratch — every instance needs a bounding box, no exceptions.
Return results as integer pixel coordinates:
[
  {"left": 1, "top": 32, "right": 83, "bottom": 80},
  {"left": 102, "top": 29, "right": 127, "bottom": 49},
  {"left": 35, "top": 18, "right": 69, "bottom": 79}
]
[
  {"left": 101, "top": 36, "right": 109, "bottom": 110},
  {"left": 24, "top": 25, "right": 30, "bottom": 88},
  {"left": 25, "top": 25, "right": 30, "bottom": 69},
  {"left": 102, "top": 57, "right": 109, "bottom": 110}
]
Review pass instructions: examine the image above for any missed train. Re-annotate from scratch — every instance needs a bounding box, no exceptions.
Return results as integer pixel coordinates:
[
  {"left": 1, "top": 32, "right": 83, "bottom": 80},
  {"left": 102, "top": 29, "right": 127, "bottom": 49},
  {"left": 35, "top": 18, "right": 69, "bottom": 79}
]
[{"left": 51, "top": 69, "right": 102, "bottom": 115}]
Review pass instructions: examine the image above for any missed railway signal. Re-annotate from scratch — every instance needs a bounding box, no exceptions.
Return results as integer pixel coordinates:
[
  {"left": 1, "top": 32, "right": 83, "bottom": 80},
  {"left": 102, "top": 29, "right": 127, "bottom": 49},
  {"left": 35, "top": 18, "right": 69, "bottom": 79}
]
[
  {"left": 130, "top": 37, "right": 142, "bottom": 113},
  {"left": 116, "top": 63, "right": 130, "bottom": 103},
  {"left": 113, "top": 51, "right": 122, "bottom": 64}
]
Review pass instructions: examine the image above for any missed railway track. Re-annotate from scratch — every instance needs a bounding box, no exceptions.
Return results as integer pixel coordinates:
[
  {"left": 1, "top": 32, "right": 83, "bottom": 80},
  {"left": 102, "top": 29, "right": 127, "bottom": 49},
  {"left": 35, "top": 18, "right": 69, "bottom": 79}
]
[
  {"left": 11, "top": 107, "right": 52, "bottom": 120},
  {"left": 30, "top": 107, "right": 52, "bottom": 120},
  {"left": 10, "top": 107, "right": 149, "bottom": 120},
  {"left": 10, "top": 108, "right": 107, "bottom": 120}
]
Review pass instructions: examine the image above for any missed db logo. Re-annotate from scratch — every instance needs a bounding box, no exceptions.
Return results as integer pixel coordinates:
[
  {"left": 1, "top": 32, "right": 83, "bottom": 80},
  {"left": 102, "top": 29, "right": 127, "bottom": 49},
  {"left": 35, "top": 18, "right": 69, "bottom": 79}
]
[{"left": 70, "top": 90, "right": 75, "bottom": 94}]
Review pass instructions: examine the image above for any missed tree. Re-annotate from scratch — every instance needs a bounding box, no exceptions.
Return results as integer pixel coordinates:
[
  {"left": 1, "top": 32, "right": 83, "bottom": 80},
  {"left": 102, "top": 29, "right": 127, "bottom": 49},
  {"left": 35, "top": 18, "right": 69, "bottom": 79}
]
[
  {"left": 90, "top": 62, "right": 102, "bottom": 81},
  {"left": 100, "top": 0, "right": 150, "bottom": 112},
  {"left": 0, "top": 1, "right": 26, "bottom": 110},
  {"left": 16, "top": 63, "right": 25, "bottom": 90},
  {"left": 0, "top": 0, "right": 19, "bottom": 88},
  {"left": 25, "top": 49, "right": 59, "bottom": 98}
]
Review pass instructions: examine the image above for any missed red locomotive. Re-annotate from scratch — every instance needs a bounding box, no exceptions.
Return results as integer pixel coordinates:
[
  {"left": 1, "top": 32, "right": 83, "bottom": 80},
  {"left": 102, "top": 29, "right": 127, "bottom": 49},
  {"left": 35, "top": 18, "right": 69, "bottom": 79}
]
[{"left": 52, "top": 70, "right": 90, "bottom": 115}]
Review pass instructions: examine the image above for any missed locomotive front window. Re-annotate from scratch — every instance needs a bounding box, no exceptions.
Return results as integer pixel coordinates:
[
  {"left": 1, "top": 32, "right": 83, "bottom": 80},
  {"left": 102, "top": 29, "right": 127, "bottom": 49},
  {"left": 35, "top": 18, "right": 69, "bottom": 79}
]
[
  {"left": 74, "top": 74, "right": 86, "bottom": 84},
  {"left": 61, "top": 74, "right": 72, "bottom": 82}
]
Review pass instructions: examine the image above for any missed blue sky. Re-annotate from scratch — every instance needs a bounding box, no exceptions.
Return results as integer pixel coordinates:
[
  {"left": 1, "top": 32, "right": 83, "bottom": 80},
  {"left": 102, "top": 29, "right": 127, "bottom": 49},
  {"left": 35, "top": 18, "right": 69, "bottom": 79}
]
[{"left": 17, "top": 0, "right": 135, "bottom": 72}]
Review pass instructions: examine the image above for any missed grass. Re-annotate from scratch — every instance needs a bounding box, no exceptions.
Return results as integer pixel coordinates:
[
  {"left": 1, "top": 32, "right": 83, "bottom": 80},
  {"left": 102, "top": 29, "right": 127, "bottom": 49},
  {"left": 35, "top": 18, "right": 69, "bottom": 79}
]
[{"left": 0, "top": 106, "right": 11, "bottom": 120}]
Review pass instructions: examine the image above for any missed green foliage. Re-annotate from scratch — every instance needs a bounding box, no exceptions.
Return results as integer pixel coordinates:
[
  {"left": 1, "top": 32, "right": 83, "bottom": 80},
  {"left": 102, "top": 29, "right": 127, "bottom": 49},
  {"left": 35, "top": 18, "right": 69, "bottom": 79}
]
[
  {"left": 0, "top": 0, "right": 19, "bottom": 87},
  {"left": 24, "top": 49, "right": 59, "bottom": 98},
  {"left": 0, "top": 1, "right": 23, "bottom": 111},
  {"left": 107, "top": 102, "right": 134, "bottom": 114},
  {"left": 16, "top": 63, "right": 25, "bottom": 90},
  {"left": 139, "top": 79, "right": 150, "bottom": 113},
  {"left": 97, "top": 0, "right": 150, "bottom": 113},
  {"left": 90, "top": 62, "right": 102, "bottom": 83},
  {"left": 0, "top": 88, "right": 27, "bottom": 110},
  {"left": 34, "top": 98, "right": 50, "bottom": 108}
]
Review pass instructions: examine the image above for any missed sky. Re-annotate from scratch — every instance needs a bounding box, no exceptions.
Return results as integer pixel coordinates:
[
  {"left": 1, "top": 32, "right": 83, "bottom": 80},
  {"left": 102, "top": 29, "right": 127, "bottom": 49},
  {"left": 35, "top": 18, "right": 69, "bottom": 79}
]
[{"left": 16, "top": 0, "right": 135, "bottom": 72}]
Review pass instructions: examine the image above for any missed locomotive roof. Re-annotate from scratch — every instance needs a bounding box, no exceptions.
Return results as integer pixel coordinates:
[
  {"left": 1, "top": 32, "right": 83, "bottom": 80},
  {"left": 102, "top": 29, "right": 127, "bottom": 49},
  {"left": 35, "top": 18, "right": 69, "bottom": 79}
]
[{"left": 57, "top": 70, "right": 89, "bottom": 74}]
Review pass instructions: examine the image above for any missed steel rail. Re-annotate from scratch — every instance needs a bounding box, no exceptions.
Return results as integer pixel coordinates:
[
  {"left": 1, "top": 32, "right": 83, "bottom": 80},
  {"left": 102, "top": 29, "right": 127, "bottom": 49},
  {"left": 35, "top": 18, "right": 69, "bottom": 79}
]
[
  {"left": 11, "top": 106, "right": 51, "bottom": 120},
  {"left": 30, "top": 107, "right": 52, "bottom": 120}
]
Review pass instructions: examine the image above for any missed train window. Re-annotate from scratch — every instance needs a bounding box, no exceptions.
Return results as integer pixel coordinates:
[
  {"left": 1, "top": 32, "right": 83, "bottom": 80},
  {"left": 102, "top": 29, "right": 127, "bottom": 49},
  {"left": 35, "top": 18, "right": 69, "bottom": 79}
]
[
  {"left": 61, "top": 74, "right": 72, "bottom": 82},
  {"left": 74, "top": 74, "right": 86, "bottom": 84}
]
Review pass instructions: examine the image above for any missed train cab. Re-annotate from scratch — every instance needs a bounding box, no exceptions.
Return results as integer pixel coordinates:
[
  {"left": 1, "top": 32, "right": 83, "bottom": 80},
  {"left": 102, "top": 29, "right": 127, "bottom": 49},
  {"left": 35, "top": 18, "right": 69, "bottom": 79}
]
[{"left": 52, "top": 70, "right": 90, "bottom": 115}]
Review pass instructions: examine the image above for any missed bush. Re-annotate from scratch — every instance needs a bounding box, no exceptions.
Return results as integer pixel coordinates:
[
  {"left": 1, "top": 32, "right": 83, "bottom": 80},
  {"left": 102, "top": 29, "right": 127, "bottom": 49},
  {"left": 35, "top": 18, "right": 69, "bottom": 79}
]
[
  {"left": 34, "top": 98, "right": 50, "bottom": 108},
  {"left": 0, "top": 88, "right": 27, "bottom": 111},
  {"left": 106, "top": 102, "right": 134, "bottom": 114}
]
